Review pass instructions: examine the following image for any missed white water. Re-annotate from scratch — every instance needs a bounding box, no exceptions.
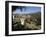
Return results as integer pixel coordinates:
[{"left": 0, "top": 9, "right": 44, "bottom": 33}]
[{"left": 20, "top": 18, "right": 25, "bottom": 25}]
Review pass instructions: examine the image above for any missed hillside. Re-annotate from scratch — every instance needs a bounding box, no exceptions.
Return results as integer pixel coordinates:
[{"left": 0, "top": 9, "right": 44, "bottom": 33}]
[{"left": 12, "top": 12, "right": 41, "bottom": 31}]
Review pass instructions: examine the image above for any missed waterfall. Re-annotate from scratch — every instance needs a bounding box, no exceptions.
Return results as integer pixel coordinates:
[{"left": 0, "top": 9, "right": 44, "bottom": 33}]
[
  {"left": 20, "top": 18, "right": 25, "bottom": 25},
  {"left": 13, "top": 15, "right": 14, "bottom": 19}
]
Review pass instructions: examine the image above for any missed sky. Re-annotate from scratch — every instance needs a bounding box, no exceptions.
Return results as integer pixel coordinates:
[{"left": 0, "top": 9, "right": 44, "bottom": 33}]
[{"left": 13, "top": 6, "right": 41, "bottom": 14}]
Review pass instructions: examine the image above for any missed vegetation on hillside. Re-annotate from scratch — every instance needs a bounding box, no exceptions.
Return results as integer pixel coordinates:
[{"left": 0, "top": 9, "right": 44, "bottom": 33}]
[{"left": 12, "top": 12, "right": 41, "bottom": 31}]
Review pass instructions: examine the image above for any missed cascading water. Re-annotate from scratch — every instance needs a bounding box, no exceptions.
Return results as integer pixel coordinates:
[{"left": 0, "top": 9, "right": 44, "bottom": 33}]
[{"left": 20, "top": 18, "right": 25, "bottom": 26}]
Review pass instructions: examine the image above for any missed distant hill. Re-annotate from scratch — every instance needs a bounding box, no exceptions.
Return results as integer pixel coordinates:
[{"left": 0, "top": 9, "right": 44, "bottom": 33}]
[{"left": 31, "top": 12, "right": 41, "bottom": 19}]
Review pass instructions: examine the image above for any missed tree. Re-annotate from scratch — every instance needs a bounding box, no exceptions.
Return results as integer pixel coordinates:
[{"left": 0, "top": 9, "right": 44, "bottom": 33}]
[{"left": 12, "top": 6, "right": 26, "bottom": 12}]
